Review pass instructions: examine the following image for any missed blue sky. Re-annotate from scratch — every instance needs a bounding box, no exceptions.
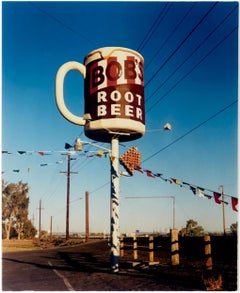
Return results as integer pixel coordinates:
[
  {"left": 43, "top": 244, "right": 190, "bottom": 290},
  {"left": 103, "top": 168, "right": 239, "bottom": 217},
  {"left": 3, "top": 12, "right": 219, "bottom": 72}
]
[{"left": 2, "top": 1, "right": 238, "bottom": 234}]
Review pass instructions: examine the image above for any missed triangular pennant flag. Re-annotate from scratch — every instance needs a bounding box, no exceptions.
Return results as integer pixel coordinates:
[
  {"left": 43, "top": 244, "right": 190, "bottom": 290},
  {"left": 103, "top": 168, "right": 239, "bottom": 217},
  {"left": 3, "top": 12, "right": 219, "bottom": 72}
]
[
  {"left": 171, "top": 178, "right": 182, "bottom": 185},
  {"left": 204, "top": 193, "right": 212, "bottom": 200},
  {"left": 38, "top": 151, "right": 44, "bottom": 156},
  {"left": 65, "top": 143, "right": 72, "bottom": 150},
  {"left": 213, "top": 192, "right": 222, "bottom": 204},
  {"left": 196, "top": 187, "right": 205, "bottom": 198},
  {"left": 18, "top": 151, "right": 26, "bottom": 155},
  {"left": 153, "top": 173, "right": 163, "bottom": 177},
  {"left": 158, "top": 175, "right": 168, "bottom": 182},
  {"left": 190, "top": 186, "right": 196, "bottom": 195},
  {"left": 135, "top": 166, "right": 144, "bottom": 173},
  {"left": 97, "top": 150, "right": 104, "bottom": 158},
  {"left": 231, "top": 197, "right": 238, "bottom": 212},
  {"left": 144, "top": 170, "right": 155, "bottom": 178},
  {"left": 189, "top": 185, "right": 197, "bottom": 194}
]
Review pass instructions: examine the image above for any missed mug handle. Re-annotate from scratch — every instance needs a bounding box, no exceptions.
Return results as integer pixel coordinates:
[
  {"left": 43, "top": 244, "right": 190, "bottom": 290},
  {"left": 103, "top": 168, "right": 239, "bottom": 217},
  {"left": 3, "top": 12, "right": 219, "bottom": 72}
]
[{"left": 55, "top": 61, "right": 86, "bottom": 126}]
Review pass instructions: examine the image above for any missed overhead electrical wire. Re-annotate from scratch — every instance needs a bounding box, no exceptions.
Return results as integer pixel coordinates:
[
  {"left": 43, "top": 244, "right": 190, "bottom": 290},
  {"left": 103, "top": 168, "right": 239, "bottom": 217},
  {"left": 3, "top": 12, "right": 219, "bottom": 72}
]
[
  {"left": 146, "top": 25, "right": 238, "bottom": 113},
  {"left": 145, "top": 1, "right": 218, "bottom": 88},
  {"left": 142, "top": 99, "right": 237, "bottom": 164},
  {"left": 145, "top": 2, "right": 197, "bottom": 71},
  {"left": 28, "top": 2, "right": 96, "bottom": 46},
  {"left": 146, "top": 4, "right": 238, "bottom": 105},
  {"left": 137, "top": 2, "right": 172, "bottom": 52}
]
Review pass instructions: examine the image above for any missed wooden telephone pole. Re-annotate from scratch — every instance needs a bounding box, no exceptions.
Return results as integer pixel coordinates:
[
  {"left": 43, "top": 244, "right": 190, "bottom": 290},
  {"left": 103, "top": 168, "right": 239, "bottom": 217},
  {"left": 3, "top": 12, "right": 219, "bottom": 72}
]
[
  {"left": 37, "top": 200, "right": 43, "bottom": 239},
  {"left": 220, "top": 185, "right": 226, "bottom": 236},
  {"left": 85, "top": 191, "right": 89, "bottom": 242},
  {"left": 60, "top": 153, "right": 78, "bottom": 240}
]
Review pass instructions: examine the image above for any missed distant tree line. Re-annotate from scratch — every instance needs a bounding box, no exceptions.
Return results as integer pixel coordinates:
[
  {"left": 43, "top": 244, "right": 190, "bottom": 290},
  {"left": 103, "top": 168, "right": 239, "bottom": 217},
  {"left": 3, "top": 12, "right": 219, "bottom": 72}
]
[
  {"left": 2, "top": 180, "right": 36, "bottom": 240},
  {"left": 179, "top": 219, "right": 238, "bottom": 237},
  {"left": 179, "top": 219, "right": 204, "bottom": 237}
]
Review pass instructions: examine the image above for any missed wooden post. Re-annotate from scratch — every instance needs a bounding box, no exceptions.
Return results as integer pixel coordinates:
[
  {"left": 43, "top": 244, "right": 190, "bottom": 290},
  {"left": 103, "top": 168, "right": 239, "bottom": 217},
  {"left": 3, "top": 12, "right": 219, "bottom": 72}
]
[
  {"left": 50, "top": 216, "right": 52, "bottom": 241},
  {"left": 149, "top": 235, "right": 154, "bottom": 262},
  {"left": 120, "top": 236, "right": 124, "bottom": 257},
  {"left": 204, "top": 235, "right": 212, "bottom": 270},
  {"left": 171, "top": 229, "right": 179, "bottom": 265},
  {"left": 133, "top": 235, "right": 138, "bottom": 260},
  {"left": 85, "top": 191, "right": 89, "bottom": 242}
]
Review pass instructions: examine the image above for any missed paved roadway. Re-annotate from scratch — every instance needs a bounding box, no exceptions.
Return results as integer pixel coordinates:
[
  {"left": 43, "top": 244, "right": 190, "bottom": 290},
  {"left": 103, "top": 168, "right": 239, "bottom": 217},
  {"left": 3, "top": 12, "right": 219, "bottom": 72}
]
[{"left": 2, "top": 240, "right": 202, "bottom": 291}]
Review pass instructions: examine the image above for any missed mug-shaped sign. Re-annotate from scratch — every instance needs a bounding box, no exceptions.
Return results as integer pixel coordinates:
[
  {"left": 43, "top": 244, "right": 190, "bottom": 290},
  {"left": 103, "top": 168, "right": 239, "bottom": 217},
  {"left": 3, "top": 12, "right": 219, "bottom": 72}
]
[{"left": 55, "top": 47, "right": 145, "bottom": 142}]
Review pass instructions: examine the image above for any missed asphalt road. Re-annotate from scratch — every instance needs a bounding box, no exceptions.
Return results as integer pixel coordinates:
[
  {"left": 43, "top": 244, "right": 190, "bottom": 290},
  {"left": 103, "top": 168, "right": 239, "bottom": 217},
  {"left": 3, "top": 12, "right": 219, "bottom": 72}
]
[{"left": 2, "top": 240, "right": 202, "bottom": 291}]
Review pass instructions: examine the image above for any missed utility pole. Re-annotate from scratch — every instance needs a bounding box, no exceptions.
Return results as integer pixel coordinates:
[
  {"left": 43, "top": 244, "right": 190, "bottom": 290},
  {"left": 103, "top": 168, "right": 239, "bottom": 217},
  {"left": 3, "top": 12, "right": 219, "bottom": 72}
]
[
  {"left": 85, "top": 191, "right": 89, "bottom": 242},
  {"left": 60, "top": 153, "right": 78, "bottom": 240},
  {"left": 220, "top": 185, "right": 226, "bottom": 236},
  {"left": 32, "top": 213, "right": 35, "bottom": 227},
  {"left": 172, "top": 196, "right": 175, "bottom": 229},
  {"left": 50, "top": 216, "right": 53, "bottom": 241},
  {"left": 37, "top": 200, "right": 43, "bottom": 239}
]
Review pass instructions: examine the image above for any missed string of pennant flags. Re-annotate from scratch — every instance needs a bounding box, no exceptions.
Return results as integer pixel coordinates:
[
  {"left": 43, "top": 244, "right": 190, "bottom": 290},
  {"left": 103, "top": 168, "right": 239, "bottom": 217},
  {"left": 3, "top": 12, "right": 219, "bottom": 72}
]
[
  {"left": 2, "top": 149, "right": 109, "bottom": 173},
  {"left": 2, "top": 148, "right": 238, "bottom": 212},
  {"left": 2, "top": 149, "right": 109, "bottom": 157},
  {"left": 133, "top": 166, "right": 238, "bottom": 212}
]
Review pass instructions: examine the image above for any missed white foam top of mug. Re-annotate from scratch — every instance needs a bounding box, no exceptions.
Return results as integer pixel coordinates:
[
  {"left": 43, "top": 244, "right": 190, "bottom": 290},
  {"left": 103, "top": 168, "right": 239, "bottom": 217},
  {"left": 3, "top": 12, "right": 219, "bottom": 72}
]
[{"left": 84, "top": 47, "right": 144, "bottom": 65}]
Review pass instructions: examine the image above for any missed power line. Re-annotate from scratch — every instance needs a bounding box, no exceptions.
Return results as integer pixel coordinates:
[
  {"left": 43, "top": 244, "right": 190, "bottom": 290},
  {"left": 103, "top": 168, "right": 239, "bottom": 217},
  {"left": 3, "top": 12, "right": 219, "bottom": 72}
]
[
  {"left": 137, "top": 2, "right": 172, "bottom": 52},
  {"left": 28, "top": 2, "right": 96, "bottom": 46},
  {"left": 146, "top": 25, "right": 238, "bottom": 113},
  {"left": 142, "top": 99, "right": 237, "bottom": 164},
  {"left": 146, "top": 5, "right": 238, "bottom": 105},
  {"left": 90, "top": 181, "right": 110, "bottom": 195},
  {"left": 145, "top": 2, "right": 197, "bottom": 71},
  {"left": 145, "top": 2, "right": 218, "bottom": 88}
]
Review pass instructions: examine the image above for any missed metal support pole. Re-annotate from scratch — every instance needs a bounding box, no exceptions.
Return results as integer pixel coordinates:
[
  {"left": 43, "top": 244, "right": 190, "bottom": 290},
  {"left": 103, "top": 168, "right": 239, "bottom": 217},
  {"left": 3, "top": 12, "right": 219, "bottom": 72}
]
[{"left": 110, "top": 137, "right": 120, "bottom": 272}]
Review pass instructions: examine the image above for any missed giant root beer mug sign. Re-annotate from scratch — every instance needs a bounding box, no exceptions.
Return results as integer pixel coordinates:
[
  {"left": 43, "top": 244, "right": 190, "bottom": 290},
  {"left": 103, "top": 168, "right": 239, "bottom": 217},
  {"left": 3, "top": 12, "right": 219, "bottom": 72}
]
[{"left": 55, "top": 47, "right": 145, "bottom": 142}]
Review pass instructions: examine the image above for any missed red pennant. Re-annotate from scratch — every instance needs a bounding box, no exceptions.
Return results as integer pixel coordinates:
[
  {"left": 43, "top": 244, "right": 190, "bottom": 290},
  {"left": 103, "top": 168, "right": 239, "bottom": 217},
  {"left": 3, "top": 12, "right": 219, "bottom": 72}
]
[
  {"left": 213, "top": 192, "right": 222, "bottom": 204},
  {"left": 145, "top": 170, "right": 155, "bottom": 178},
  {"left": 231, "top": 197, "right": 238, "bottom": 212},
  {"left": 38, "top": 151, "right": 44, "bottom": 156},
  {"left": 135, "top": 166, "right": 144, "bottom": 173}
]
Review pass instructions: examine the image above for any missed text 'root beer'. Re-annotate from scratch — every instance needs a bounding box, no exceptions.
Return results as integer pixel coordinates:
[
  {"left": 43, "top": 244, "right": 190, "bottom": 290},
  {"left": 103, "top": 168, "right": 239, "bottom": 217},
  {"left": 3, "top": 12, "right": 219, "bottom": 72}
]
[{"left": 85, "top": 54, "right": 145, "bottom": 123}]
